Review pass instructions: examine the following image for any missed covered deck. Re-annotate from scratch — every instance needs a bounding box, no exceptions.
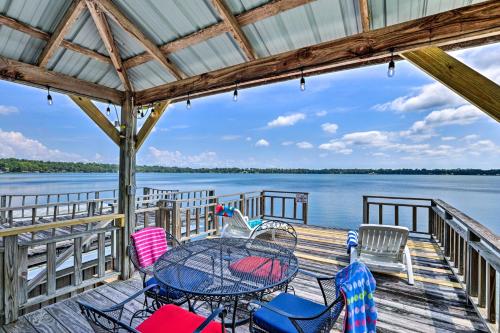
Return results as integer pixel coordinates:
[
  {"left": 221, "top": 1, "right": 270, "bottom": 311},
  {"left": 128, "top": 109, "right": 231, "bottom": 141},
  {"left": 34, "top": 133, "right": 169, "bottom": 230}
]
[{"left": 1, "top": 224, "right": 487, "bottom": 333}]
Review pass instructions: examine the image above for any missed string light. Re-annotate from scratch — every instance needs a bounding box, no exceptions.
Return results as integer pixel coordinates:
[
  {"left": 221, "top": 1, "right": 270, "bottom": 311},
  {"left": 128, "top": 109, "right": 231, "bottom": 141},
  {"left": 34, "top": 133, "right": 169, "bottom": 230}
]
[
  {"left": 300, "top": 69, "right": 305, "bottom": 91},
  {"left": 233, "top": 82, "right": 238, "bottom": 102},
  {"left": 106, "top": 101, "right": 111, "bottom": 116},
  {"left": 47, "top": 86, "right": 53, "bottom": 105},
  {"left": 387, "top": 48, "right": 395, "bottom": 78},
  {"left": 186, "top": 92, "right": 191, "bottom": 109}
]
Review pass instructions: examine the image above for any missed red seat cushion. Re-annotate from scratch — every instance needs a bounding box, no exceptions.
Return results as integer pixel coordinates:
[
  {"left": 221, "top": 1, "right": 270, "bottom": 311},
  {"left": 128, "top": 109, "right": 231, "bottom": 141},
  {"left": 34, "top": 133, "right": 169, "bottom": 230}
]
[
  {"left": 228, "top": 256, "right": 288, "bottom": 283},
  {"left": 137, "top": 304, "right": 224, "bottom": 333}
]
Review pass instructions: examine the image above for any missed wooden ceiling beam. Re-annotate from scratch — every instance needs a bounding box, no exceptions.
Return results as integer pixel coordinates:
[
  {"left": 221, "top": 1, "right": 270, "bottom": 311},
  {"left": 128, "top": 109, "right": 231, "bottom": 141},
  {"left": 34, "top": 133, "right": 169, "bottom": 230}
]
[
  {"left": 93, "top": 0, "right": 184, "bottom": 80},
  {"left": 122, "top": 0, "right": 316, "bottom": 69},
  {"left": 37, "top": 0, "right": 86, "bottom": 68},
  {"left": 135, "top": 100, "right": 171, "bottom": 151},
  {"left": 0, "top": 14, "right": 111, "bottom": 65},
  {"left": 402, "top": 47, "right": 500, "bottom": 122},
  {"left": 70, "top": 95, "right": 121, "bottom": 145},
  {"left": 86, "top": 1, "right": 132, "bottom": 92},
  {"left": 135, "top": 0, "right": 500, "bottom": 105},
  {"left": 211, "top": 0, "right": 257, "bottom": 60},
  {"left": 0, "top": 56, "right": 123, "bottom": 104},
  {"left": 358, "top": 0, "right": 370, "bottom": 32}
]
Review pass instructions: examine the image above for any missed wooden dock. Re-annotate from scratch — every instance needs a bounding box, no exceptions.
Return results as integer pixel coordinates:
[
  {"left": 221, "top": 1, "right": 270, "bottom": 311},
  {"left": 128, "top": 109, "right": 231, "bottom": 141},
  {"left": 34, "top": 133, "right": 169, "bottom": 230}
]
[{"left": 0, "top": 225, "right": 487, "bottom": 333}]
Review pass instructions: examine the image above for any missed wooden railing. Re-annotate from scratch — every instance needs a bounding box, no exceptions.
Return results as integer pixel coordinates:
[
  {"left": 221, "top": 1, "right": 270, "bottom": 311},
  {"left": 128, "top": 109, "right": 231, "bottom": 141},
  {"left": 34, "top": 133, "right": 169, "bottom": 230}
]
[
  {"left": 0, "top": 214, "right": 125, "bottom": 324},
  {"left": 363, "top": 195, "right": 500, "bottom": 332},
  {"left": 158, "top": 190, "right": 309, "bottom": 242}
]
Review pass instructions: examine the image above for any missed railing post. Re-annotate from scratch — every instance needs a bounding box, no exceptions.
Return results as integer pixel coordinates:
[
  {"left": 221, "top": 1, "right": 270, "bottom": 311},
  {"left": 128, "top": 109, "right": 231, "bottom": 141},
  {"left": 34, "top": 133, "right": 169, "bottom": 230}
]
[
  {"left": 260, "top": 191, "right": 266, "bottom": 217},
  {"left": 3, "top": 235, "right": 19, "bottom": 323},
  {"left": 362, "top": 196, "right": 368, "bottom": 224},
  {"left": 0, "top": 195, "right": 6, "bottom": 222},
  {"left": 467, "top": 231, "right": 481, "bottom": 298},
  {"left": 172, "top": 200, "right": 181, "bottom": 241},
  {"left": 302, "top": 194, "right": 308, "bottom": 225},
  {"left": 240, "top": 193, "right": 245, "bottom": 215}
]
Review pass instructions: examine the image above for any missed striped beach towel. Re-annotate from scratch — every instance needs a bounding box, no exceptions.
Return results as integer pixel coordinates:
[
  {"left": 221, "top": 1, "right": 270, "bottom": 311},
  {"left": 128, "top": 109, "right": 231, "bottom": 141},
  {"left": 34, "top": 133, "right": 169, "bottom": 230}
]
[
  {"left": 131, "top": 227, "right": 168, "bottom": 268},
  {"left": 346, "top": 230, "right": 358, "bottom": 254}
]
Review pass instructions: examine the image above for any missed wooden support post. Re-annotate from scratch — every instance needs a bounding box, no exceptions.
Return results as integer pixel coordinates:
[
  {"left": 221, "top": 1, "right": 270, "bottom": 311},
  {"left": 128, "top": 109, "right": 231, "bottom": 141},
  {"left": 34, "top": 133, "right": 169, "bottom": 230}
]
[
  {"left": 260, "top": 191, "right": 266, "bottom": 217},
  {"left": 402, "top": 47, "right": 500, "bottom": 122},
  {"left": 0, "top": 195, "right": 6, "bottom": 222},
  {"left": 118, "top": 92, "right": 136, "bottom": 280},
  {"left": 394, "top": 205, "right": 399, "bottom": 226},
  {"left": 240, "top": 193, "right": 245, "bottom": 215},
  {"left": 4, "top": 235, "right": 19, "bottom": 323},
  {"left": 412, "top": 206, "right": 417, "bottom": 232}
]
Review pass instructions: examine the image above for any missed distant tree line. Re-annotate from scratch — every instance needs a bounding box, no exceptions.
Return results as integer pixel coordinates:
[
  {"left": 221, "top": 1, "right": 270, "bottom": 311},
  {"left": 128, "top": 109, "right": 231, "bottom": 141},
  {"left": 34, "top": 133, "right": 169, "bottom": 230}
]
[{"left": 0, "top": 158, "right": 498, "bottom": 175}]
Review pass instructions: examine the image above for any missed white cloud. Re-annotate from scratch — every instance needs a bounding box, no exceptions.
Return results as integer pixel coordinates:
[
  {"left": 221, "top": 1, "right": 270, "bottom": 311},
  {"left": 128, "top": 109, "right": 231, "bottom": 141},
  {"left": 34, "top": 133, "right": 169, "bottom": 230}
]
[
  {"left": 245, "top": 137, "right": 252, "bottom": 141},
  {"left": 315, "top": 110, "right": 327, "bottom": 117},
  {"left": 0, "top": 129, "right": 82, "bottom": 161},
  {"left": 342, "top": 131, "right": 392, "bottom": 147},
  {"left": 267, "top": 113, "right": 306, "bottom": 128},
  {"left": 321, "top": 122, "right": 339, "bottom": 134},
  {"left": 147, "top": 147, "right": 218, "bottom": 167},
  {"left": 0, "top": 105, "right": 18, "bottom": 115},
  {"left": 373, "top": 82, "right": 465, "bottom": 112},
  {"left": 296, "top": 141, "right": 313, "bottom": 149},
  {"left": 463, "top": 134, "right": 480, "bottom": 141},
  {"left": 318, "top": 141, "right": 352, "bottom": 154},
  {"left": 441, "top": 136, "right": 456, "bottom": 141},
  {"left": 255, "top": 139, "right": 270, "bottom": 147},
  {"left": 221, "top": 135, "right": 241, "bottom": 141},
  {"left": 281, "top": 141, "right": 294, "bottom": 146},
  {"left": 372, "top": 152, "right": 389, "bottom": 157}
]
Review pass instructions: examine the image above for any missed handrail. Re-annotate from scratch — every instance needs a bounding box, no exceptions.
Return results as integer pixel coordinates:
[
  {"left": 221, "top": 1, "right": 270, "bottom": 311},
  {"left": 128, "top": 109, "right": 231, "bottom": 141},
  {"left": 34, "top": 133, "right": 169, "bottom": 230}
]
[{"left": 0, "top": 213, "right": 125, "bottom": 237}]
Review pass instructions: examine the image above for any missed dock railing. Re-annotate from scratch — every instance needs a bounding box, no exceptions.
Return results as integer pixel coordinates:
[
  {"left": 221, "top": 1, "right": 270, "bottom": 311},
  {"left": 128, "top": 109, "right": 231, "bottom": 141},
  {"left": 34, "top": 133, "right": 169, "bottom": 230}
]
[
  {"left": 0, "top": 214, "right": 125, "bottom": 324},
  {"left": 363, "top": 195, "right": 500, "bottom": 332}
]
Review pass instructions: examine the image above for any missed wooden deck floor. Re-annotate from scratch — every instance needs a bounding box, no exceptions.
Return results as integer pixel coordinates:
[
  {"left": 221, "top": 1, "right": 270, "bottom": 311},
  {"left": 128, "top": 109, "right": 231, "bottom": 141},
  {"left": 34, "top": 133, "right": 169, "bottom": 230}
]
[{"left": 0, "top": 225, "right": 488, "bottom": 333}]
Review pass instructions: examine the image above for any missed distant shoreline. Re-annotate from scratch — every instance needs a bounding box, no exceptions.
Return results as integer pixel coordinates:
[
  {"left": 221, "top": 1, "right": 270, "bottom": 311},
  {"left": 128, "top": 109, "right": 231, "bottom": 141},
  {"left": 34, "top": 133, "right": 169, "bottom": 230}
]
[{"left": 0, "top": 158, "right": 498, "bottom": 176}]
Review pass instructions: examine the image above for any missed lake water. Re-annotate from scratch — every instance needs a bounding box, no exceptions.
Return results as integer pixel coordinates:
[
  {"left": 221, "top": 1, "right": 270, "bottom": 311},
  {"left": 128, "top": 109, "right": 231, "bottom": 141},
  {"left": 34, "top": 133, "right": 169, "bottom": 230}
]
[{"left": 0, "top": 173, "right": 498, "bottom": 235}]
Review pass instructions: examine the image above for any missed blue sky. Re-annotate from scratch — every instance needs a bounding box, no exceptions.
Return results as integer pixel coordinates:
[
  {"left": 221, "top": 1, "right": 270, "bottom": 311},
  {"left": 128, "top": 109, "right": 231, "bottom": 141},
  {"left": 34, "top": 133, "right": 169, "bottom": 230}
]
[{"left": 0, "top": 44, "right": 499, "bottom": 169}]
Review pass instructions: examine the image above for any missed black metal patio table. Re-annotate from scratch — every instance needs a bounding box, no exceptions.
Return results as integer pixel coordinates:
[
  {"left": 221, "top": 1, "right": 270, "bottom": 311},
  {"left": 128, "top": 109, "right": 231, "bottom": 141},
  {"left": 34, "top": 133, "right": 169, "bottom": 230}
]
[{"left": 154, "top": 237, "right": 299, "bottom": 331}]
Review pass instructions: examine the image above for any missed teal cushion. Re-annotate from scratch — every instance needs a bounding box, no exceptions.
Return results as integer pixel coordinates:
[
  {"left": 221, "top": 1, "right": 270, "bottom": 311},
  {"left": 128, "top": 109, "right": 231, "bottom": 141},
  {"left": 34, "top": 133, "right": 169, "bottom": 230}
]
[{"left": 248, "top": 219, "right": 263, "bottom": 228}]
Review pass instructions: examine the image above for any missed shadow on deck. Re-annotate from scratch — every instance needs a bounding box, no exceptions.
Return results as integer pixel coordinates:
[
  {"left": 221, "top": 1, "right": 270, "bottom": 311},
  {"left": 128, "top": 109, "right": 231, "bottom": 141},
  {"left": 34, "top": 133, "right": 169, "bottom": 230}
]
[{"left": 0, "top": 225, "right": 487, "bottom": 333}]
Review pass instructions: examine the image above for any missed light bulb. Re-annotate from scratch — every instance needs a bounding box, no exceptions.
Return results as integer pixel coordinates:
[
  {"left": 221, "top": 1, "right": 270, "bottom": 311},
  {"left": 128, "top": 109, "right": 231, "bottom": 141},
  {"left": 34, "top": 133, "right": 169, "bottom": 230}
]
[
  {"left": 47, "top": 87, "right": 53, "bottom": 105},
  {"left": 233, "top": 89, "right": 238, "bottom": 102},
  {"left": 387, "top": 60, "right": 395, "bottom": 78},
  {"left": 106, "top": 106, "right": 111, "bottom": 116},
  {"left": 300, "top": 76, "right": 305, "bottom": 91},
  {"left": 186, "top": 98, "right": 191, "bottom": 109}
]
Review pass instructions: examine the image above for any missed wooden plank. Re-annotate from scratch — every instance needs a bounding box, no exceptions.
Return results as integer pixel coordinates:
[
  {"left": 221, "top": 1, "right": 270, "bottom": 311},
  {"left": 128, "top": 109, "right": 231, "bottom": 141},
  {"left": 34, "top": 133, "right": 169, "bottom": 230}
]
[
  {"left": 86, "top": 0, "right": 132, "bottom": 91},
  {"left": 0, "top": 214, "right": 123, "bottom": 237},
  {"left": 3, "top": 236, "right": 18, "bottom": 323},
  {"left": 37, "top": 0, "right": 86, "bottom": 68},
  {"left": 135, "top": 0, "right": 500, "bottom": 104},
  {"left": 74, "top": 237, "right": 82, "bottom": 287},
  {"left": 135, "top": 100, "right": 170, "bottom": 150},
  {"left": 402, "top": 47, "right": 500, "bottom": 122},
  {"left": 17, "top": 246, "right": 28, "bottom": 306},
  {"left": 0, "top": 14, "right": 111, "bottom": 64},
  {"left": 0, "top": 316, "right": 37, "bottom": 333},
  {"left": 123, "top": 0, "right": 315, "bottom": 69},
  {"left": 97, "top": 232, "right": 105, "bottom": 277},
  {"left": 0, "top": 56, "right": 123, "bottom": 104},
  {"left": 358, "top": 0, "right": 370, "bottom": 32},
  {"left": 69, "top": 95, "right": 121, "bottom": 145},
  {"left": 44, "top": 301, "right": 93, "bottom": 332},
  {"left": 211, "top": 0, "right": 256, "bottom": 60},
  {"left": 47, "top": 242, "right": 57, "bottom": 296},
  {"left": 23, "top": 308, "right": 69, "bottom": 333},
  {"left": 95, "top": 0, "right": 184, "bottom": 80}
]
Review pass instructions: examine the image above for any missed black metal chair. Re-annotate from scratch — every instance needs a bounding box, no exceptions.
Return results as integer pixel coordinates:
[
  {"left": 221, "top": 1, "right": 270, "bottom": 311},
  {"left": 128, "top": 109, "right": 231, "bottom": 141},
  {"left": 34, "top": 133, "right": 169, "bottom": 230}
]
[
  {"left": 249, "top": 270, "right": 345, "bottom": 333},
  {"left": 77, "top": 285, "right": 226, "bottom": 333},
  {"left": 250, "top": 220, "right": 298, "bottom": 253},
  {"left": 128, "top": 231, "right": 189, "bottom": 310}
]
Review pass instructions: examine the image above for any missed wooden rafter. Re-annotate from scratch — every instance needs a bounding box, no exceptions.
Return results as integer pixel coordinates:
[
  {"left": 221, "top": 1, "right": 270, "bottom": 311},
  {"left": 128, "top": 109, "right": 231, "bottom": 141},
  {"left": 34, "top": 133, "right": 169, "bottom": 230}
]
[
  {"left": 135, "top": 100, "right": 171, "bottom": 150},
  {"left": 135, "top": 0, "right": 500, "bottom": 105},
  {"left": 211, "top": 0, "right": 256, "bottom": 60},
  {"left": 86, "top": 1, "right": 132, "bottom": 91},
  {"left": 0, "top": 14, "right": 111, "bottom": 64},
  {"left": 37, "top": 0, "right": 86, "bottom": 67},
  {"left": 122, "top": 0, "right": 316, "bottom": 69},
  {"left": 69, "top": 95, "right": 121, "bottom": 145},
  {"left": 0, "top": 56, "right": 123, "bottom": 104},
  {"left": 93, "top": 0, "right": 184, "bottom": 80},
  {"left": 358, "top": 0, "right": 370, "bottom": 32},
  {"left": 402, "top": 47, "right": 500, "bottom": 122}
]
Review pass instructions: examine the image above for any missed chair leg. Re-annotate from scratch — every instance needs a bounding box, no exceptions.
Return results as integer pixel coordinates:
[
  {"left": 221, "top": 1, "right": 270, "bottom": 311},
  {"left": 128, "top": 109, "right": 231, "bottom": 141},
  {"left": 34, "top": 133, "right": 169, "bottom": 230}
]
[{"left": 404, "top": 246, "right": 414, "bottom": 285}]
